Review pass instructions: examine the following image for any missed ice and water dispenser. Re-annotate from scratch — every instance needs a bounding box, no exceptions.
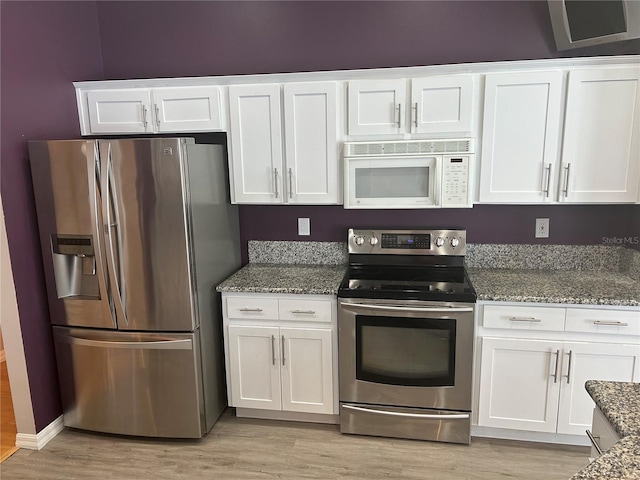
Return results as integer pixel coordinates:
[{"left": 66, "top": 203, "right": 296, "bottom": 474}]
[{"left": 51, "top": 234, "right": 100, "bottom": 299}]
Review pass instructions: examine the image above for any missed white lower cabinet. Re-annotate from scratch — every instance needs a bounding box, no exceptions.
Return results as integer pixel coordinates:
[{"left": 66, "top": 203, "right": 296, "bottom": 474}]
[
  {"left": 223, "top": 293, "right": 338, "bottom": 420},
  {"left": 477, "top": 304, "right": 640, "bottom": 441}
]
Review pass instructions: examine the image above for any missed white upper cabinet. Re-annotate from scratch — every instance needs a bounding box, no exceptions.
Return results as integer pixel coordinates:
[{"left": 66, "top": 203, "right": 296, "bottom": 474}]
[
  {"left": 479, "top": 71, "right": 563, "bottom": 203},
  {"left": 228, "top": 84, "right": 284, "bottom": 204},
  {"left": 85, "top": 86, "right": 223, "bottom": 135},
  {"left": 228, "top": 81, "right": 340, "bottom": 204},
  {"left": 560, "top": 67, "right": 640, "bottom": 203},
  {"left": 283, "top": 82, "right": 340, "bottom": 204},
  {"left": 411, "top": 75, "right": 473, "bottom": 134},
  {"left": 87, "top": 89, "right": 152, "bottom": 134},
  {"left": 347, "top": 76, "right": 473, "bottom": 136},
  {"left": 348, "top": 79, "right": 407, "bottom": 135}
]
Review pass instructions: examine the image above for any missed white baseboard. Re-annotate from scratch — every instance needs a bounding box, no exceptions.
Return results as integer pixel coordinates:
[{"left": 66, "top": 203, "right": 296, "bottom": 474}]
[
  {"left": 15, "top": 415, "right": 64, "bottom": 450},
  {"left": 471, "top": 425, "right": 591, "bottom": 447}
]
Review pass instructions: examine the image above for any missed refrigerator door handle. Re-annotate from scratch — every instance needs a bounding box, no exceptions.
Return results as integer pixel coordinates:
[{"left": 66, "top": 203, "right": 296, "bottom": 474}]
[
  {"left": 90, "top": 142, "right": 116, "bottom": 327},
  {"left": 59, "top": 333, "right": 193, "bottom": 350},
  {"left": 101, "top": 142, "right": 128, "bottom": 326}
]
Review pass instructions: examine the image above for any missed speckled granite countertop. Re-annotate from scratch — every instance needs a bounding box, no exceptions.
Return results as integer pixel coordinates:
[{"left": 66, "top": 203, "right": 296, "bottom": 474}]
[
  {"left": 570, "top": 434, "right": 640, "bottom": 480},
  {"left": 467, "top": 268, "right": 640, "bottom": 306},
  {"left": 570, "top": 381, "right": 640, "bottom": 479},
  {"left": 216, "top": 264, "right": 347, "bottom": 296},
  {"left": 585, "top": 381, "right": 640, "bottom": 438}
]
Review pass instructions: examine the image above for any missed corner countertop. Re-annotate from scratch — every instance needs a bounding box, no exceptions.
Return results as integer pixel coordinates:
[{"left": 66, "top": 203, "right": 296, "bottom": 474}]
[
  {"left": 585, "top": 381, "right": 640, "bottom": 438},
  {"left": 467, "top": 268, "right": 640, "bottom": 307},
  {"left": 216, "top": 264, "right": 347, "bottom": 296},
  {"left": 570, "top": 381, "right": 640, "bottom": 480}
]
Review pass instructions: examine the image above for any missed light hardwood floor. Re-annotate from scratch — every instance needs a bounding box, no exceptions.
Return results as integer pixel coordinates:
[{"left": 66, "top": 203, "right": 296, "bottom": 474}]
[
  {"left": 0, "top": 358, "right": 19, "bottom": 463},
  {"left": 1, "top": 410, "right": 589, "bottom": 479}
]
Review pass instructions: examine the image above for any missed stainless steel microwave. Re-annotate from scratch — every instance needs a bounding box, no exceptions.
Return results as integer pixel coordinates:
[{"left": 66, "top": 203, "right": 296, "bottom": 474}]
[{"left": 343, "top": 139, "right": 474, "bottom": 209}]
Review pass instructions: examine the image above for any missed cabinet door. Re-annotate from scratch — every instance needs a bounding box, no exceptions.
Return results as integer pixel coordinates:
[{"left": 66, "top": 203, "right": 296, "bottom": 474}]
[
  {"left": 228, "top": 84, "right": 284, "bottom": 203},
  {"left": 556, "top": 342, "right": 639, "bottom": 436},
  {"left": 283, "top": 82, "right": 340, "bottom": 204},
  {"left": 411, "top": 76, "right": 473, "bottom": 134},
  {"left": 348, "top": 79, "right": 406, "bottom": 135},
  {"left": 280, "top": 328, "right": 334, "bottom": 414},
  {"left": 479, "top": 71, "right": 563, "bottom": 203},
  {"left": 86, "top": 89, "right": 152, "bottom": 134},
  {"left": 561, "top": 67, "right": 640, "bottom": 203},
  {"left": 478, "top": 337, "right": 562, "bottom": 433},
  {"left": 152, "top": 86, "right": 223, "bottom": 132},
  {"left": 227, "top": 325, "right": 281, "bottom": 410}
]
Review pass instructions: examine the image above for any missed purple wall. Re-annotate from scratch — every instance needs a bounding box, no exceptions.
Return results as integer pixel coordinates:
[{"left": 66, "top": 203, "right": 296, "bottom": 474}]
[
  {"left": 95, "top": 1, "right": 640, "bottom": 80},
  {"left": 0, "top": 1, "right": 104, "bottom": 431},
  {"left": 239, "top": 204, "right": 640, "bottom": 263},
  {"left": 1, "top": 1, "right": 639, "bottom": 433}
]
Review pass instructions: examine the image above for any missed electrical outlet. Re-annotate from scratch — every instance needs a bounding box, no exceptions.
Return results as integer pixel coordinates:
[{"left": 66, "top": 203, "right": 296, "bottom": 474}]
[
  {"left": 535, "top": 218, "right": 549, "bottom": 238},
  {"left": 298, "top": 218, "right": 310, "bottom": 236}
]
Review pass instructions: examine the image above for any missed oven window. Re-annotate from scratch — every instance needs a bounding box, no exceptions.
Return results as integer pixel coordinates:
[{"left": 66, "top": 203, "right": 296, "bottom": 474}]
[
  {"left": 355, "top": 166, "right": 430, "bottom": 198},
  {"left": 356, "top": 316, "right": 455, "bottom": 387}
]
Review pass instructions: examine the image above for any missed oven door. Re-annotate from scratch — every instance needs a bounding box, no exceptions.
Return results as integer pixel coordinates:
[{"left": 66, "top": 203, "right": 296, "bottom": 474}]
[
  {"left": 338, "top": 298, "right": 474, "bottom": 411},
  {"left": 344, "top": 155, "right": 440, "bottom": 208}
]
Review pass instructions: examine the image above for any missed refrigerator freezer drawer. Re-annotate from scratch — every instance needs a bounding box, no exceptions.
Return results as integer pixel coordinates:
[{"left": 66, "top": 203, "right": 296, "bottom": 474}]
[{"left": 53, "top": 327, "right": 207, "bottom": 438}]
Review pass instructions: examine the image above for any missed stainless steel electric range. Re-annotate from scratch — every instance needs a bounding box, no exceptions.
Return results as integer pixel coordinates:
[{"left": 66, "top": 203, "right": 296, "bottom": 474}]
[{"left": 337, "top": 228, "right": 477, "bottom": 444}]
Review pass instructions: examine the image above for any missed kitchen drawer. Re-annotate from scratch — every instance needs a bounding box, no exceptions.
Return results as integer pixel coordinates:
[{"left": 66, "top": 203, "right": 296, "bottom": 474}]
[
  {"left": 278, "top": 299, "right": 332, "bottom": 323},
  {"left": 226, "top": 297, "right": 279, "bottom": 320},
  {"left": 565, "top": 308, "right": 640, "bottom": 336},
  {"left": 483, "top": 305, "right": 566, "bottom": 331}
]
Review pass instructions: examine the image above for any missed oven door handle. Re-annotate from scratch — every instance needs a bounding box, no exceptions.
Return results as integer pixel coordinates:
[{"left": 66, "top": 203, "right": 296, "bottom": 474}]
[
  {"left": 340, "top": 302, "right": 474, "bottom": 314},
  {"left": 342, "top": 405, "right": 470, "bottom": 420}
]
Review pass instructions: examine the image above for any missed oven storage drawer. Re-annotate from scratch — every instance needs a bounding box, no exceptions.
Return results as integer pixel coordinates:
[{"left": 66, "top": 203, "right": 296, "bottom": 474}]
[
  {"left": 340, "top": 403, "right": 471, "bottom": 444},
  {"left": 482, "top": 305, "right": 566, "bottom": 331}
]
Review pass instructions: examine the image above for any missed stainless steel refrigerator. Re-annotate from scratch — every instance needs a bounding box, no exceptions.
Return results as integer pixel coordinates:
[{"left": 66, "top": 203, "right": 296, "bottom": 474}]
[{"left": 29, "top": 137, "right": 241, "bottom": 438}]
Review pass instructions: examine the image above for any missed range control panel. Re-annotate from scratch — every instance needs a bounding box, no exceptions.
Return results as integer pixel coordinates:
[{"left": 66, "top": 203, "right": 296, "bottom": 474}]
[{"left": 348, "top": 229, "right": 466, "bottom": 256}]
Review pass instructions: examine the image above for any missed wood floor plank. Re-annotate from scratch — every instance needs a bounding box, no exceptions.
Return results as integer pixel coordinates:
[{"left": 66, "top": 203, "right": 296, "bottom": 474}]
[
  {"left": 0, "top": 410, "right": 589, "bottom": 479},
  {"left": 0, "top": 359, "right": 18, "bottom": 463}
]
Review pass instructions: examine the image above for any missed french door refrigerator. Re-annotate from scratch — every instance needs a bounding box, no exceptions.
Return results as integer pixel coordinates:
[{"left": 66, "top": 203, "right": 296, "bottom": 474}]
[{"left": 29, "top": 137, "right": 240, "bottom": 438}]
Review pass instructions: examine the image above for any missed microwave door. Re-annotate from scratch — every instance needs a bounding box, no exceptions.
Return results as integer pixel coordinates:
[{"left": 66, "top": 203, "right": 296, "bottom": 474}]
[{"left": 346, "top": 156, "right": 438, "bottom": 208}]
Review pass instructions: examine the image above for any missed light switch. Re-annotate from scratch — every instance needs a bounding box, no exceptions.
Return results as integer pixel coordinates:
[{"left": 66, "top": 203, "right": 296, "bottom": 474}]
[{"left": 298, "top": 218, "right": 310, "bottom": 236}]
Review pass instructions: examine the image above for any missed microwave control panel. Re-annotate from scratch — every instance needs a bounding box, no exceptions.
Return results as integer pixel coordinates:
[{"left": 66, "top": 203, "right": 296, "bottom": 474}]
[{"left": 441, "top": 155, "right": 471, "bottom": 208}]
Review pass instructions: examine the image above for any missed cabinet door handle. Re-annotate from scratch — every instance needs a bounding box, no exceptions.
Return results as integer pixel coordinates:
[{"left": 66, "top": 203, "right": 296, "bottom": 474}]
[
  {"left": 274, "top": 168, "right": 279, "bottom": 198},
  {"left": 563, "top": 163, "right": 571, "bottom": 197},
  {"left": 271, "top": 335, "right": 276, "bottom": 365},
  {"left": 593, "top": 320, "right": 628, "bottom": 327},
  {"left": 413, "top": 102, "right": 418, "bottom": 128},
  {"left": 281, "top": 335, "right": 286, "bottom": 366},
  {"left": 563, "top": 350, "right": 573, "bottom": 384},
  {"left": 142, "top": 106, "right": 148, "bottom": 128},
  {"left": 288, "top": 168, "right": 293, "bottom": 200},
  {"left": 239, "top": 307, "right": 263, "bottom": 312},
  {"left": 509, "top": 316, "right": 542, "bottom": 323},
  {"left": 586, "top": 430, "right": 603, "bottom": 456},
  {"left": 291, "top": 309, "right": 316, "bottom": 314},
  {"left": 543, "top": 163, "right": 552, "bottom": 198},
  {"left": 552, "top": 349, "right": 560, "bottom": 383},
  {"left": 396, "top": 103, "right": 402, "bottom": 128},
  {"left": 155, "top": 104, "right": 161, "bottom": 129}
]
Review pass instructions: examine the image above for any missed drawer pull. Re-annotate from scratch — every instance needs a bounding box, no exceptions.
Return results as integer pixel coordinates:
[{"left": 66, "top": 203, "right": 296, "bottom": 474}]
[
  {"left": 593, "top": 320, "right": 629, "bottom": 327},
  {"left": 509, "top": 317, "right": 542, "bottom": 323},
  {"left": 291, "top": 309, "right": 316, "bottom": 315},
  {"left": 239, "top": 308, "right": 264, "bottom": 312},
  {"left": 586, "top": 429, "right": 603, "bottom": 456}
]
